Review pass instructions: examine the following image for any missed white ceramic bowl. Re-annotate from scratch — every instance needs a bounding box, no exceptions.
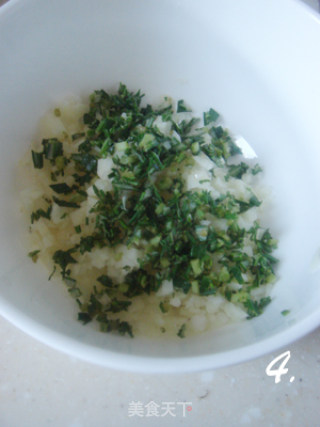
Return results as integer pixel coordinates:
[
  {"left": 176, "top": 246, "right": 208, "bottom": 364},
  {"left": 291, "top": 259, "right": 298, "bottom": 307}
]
[{"left": 1, "top": 0, "right": 320, "bottom": 373}]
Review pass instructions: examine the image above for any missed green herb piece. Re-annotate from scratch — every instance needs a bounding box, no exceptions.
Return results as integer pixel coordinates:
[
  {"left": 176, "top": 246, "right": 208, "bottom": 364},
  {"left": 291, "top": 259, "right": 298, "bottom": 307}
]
[
  {"left": 177, "top": 99, "right": 191, "bottom": 113},
  {"left": 244, "top": 296, "right": 272, "bottom": 318},
  {"left": 177, "top": 323, "right": 186, "bottom": 338},
  {"left": 79, "top": 235, "right": 95, "bottom": 254},
  {"left": 97, "top": 275, "right": 114, "bottom": 288},
  {"left": 98, "top": 317, "right": 133, "bottom": 337},
  {"left": 71, "top": 153, "right": 97, "bottom": 173},
  {"left": 48, "top": 266, "right": 56, "bottom": 281},
  {"left": 173, "top": 276, "right": 191, "bottom": 294},
  {"left": 55, "top": 155, "right": 68, "bottom": 171},
  {"left": 78, "top": 312, "right": 92, "bottom": 324},
  {"left": 50, "top": 183, "right": 74, "bottom": 194},
  {"left": 199, "top": 275, "right": 216, "bottom": 296},
  {"left": 31, "top": 150, "right": 44, "bottom": 169},
  {"left": 74, "top": 225, "right": 81, "bottom": 234},
  {"left": 107, "top": 298, "right": 132, "bottom": 313},
  {"left": 237, "top": 194, "right": 261, "bottom": 213},
  {"left": 63, "top": 276, "right": 77, "bottom": 287},
  {"left": 218, "top": 266, "right": 230, "bottom": 283},
  {"left": 52, "top": 249, "right": 77, "bottom": 277},
  {"left": 72, "top": 132, "right": 85, "bottom": 141},
  {"left": 68, "top": 287, "right": 82, "bottom": 299},
  {"left": 226, "top": 162, "right": 249, "bottom": 180},
  {"left": 139, "top": 133, "right": 156, "bottom": 152},
  {"left": 28, "top": 249, "right": 40, "bottom": 263},
  {"left": 52, "top": 196, "right": 80, "bottom": 208},
  {"left": 203, "top": 108, "right": 219, "bottom": 125},
  {"left": 31, "top": 205, "right": 52, "bottom": 224},
  {"left": 281, "top": 309, "right": 290, "bottom": 316},
  {"left": 159, "top": 301, "right": 169, "bottom": 313},
  {"left": 73, "top": 172, "right": 93, "bottom": 186},
  {"left": 251, "top": 164, "right": 263, "bottom": 175},
  {"left": 190, "top": 259, "right": 203, "bottom": 277},
  {"left": 42, "top": 139, "right": 63, "bottom": 160}
]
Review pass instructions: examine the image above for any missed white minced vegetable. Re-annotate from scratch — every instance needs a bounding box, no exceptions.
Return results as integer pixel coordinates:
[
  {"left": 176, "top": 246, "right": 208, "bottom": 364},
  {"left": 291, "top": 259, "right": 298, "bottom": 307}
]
[
  {"left": 156, "top": 280, "right": 174, "bottom": 297},
  {"left": 97, "top": 157, "right": 114, "bottom": 181},
  {"left": 19, "top": 90, "right": 276, "bottom": 338}
]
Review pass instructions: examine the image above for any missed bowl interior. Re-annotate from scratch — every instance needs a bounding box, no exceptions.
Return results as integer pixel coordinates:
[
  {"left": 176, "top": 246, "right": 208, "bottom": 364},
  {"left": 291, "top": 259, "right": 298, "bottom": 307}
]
[{"left": 1, "top": 0, "right": 320, "bottom": 372}]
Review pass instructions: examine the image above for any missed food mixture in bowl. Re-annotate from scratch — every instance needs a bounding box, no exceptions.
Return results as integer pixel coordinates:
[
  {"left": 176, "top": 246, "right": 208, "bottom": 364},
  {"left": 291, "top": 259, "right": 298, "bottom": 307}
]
[{"left": 19, "top": 84, "right": 278, "bottom": 338}]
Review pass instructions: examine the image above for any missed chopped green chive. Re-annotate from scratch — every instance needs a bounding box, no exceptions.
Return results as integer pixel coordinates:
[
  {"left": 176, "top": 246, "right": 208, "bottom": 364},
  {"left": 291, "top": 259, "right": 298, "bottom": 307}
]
[{"left": 281, "top": 309, "right": 290, "bottom": 316}]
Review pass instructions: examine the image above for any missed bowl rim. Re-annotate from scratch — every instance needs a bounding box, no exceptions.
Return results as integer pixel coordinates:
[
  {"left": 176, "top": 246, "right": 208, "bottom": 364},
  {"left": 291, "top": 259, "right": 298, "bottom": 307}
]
[{"left": 1, "top": 296, "right": 320, "bottom": 373}]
